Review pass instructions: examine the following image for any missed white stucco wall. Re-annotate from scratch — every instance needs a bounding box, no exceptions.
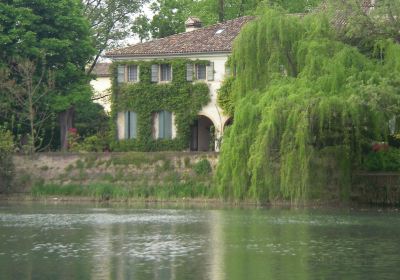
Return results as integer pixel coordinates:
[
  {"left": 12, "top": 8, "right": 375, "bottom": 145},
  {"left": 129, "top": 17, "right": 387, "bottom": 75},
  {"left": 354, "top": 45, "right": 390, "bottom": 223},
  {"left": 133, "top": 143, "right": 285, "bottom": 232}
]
[
  {"left": 91, "top": 77, "right": 112, "bottom": 113},
  {"left": 113, "top": 53, "right": 231, "bottom": 149}
]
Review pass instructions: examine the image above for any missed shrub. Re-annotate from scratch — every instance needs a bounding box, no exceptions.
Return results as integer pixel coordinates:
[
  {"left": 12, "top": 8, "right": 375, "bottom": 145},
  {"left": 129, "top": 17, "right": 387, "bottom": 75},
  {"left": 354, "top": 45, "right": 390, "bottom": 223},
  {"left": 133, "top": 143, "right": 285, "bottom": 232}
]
[
  {"left": 363, "top": 148, "right": 400, "bottom": 171},
  {"left": 0, "top": 129, "right": 14, "bottom": 193},
  {"left": 79, "top": 135, "right": 107, "bottom": 152},
  {"left": 193, "top": 159, "right": 212, "bottom": 176}
]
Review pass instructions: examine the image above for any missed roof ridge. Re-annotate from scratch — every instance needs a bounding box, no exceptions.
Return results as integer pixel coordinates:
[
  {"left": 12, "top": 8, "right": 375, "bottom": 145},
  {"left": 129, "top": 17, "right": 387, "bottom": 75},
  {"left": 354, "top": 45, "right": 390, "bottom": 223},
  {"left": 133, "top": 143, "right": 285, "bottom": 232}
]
[{"left": 106, "top": 16, "right": 255, "bottom": 57}]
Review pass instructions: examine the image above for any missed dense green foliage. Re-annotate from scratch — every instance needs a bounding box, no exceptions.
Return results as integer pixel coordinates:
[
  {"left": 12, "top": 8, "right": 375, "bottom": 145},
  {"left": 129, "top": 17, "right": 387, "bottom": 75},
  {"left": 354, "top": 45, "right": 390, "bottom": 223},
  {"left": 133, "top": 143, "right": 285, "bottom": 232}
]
[
  {"left": 0, "top": 0, "right": 95, "bottom": 150},
  {"left": 111, "top": 59, "right": 210, "bottom": 151},
  {"left": 217, "top": 76, "right": 235, "bottom": 116},
  {"left": 0, "top": 129, "right": 14, "bottom": 193},
  {"left": 0, "top": 0, "right": 94, "bottom": 110},
  {"left": 216, "top": 9, "right": 400, "bottom": 202},
  {"left": 132, "top": 0, "right": 324, "bottom": 40},
  {"left": 363, "top": 149, "right": 400, "bottom": 172},
  {"left": 193, "top": 159, "right": 212, "bottom": 176},
  {"left": 74, "top": 101, "right": 110, "bottom": 138},
  {"left": 327, "top": 0, "right": 400, "bottom": 53}
]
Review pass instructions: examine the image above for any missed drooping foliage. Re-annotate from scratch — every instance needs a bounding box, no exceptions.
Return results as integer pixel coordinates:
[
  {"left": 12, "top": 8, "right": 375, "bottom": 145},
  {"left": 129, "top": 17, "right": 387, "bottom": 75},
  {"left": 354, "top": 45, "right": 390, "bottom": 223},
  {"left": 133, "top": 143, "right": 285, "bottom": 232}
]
[{"left": 216, "top": 9, "right": 400, "bottom": 202}]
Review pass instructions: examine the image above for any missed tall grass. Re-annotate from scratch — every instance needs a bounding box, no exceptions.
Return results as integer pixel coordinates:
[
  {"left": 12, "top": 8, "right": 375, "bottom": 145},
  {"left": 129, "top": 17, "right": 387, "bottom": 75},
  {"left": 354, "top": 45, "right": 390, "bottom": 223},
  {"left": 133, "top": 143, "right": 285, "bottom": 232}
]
[{"left": 31, "top": 181, "right": 215, "bottom": 200}]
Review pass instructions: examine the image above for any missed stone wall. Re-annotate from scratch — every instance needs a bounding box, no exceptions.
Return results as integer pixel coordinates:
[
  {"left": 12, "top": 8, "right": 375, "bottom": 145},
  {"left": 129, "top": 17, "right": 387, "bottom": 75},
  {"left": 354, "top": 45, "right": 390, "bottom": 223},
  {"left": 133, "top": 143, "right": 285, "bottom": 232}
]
[
  {"left": 352, "top": 172, "right": 400, "bottom": 205},
  {"left": 13, "top": 152, "right": 218, "bottom": 191}
]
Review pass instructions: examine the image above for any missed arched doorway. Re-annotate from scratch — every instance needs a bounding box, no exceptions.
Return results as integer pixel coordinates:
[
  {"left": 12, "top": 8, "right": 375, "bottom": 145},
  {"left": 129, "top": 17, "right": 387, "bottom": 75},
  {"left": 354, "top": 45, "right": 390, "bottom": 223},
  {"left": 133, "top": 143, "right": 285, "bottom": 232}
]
[{"left": 190, "top": 115, "right": 215, "bottom": 151}]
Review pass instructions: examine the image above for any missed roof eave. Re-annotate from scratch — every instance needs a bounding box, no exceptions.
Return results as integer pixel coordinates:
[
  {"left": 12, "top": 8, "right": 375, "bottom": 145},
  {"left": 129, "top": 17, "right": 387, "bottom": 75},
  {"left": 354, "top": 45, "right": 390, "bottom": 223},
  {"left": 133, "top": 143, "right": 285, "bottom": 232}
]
[{"left": 105, "top": 50, "right": 232, "bottom": 59}]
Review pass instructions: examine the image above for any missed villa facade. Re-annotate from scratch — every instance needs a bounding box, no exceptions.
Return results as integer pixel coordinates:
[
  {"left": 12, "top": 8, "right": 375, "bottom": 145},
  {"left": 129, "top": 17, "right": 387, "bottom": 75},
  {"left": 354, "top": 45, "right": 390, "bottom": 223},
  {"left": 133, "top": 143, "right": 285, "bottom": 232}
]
[{"left": 106, "top": 16, "right": 253, "bottom": 151}]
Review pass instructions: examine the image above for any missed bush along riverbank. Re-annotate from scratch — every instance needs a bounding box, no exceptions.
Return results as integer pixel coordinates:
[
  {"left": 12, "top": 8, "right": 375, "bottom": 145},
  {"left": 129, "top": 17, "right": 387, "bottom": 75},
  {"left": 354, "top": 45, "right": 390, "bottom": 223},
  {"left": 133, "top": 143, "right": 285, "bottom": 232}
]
[
  {"left": 0, "top": 129, "right": 14, "bottom": 193},
  {"left": 12, "top": 152, "right": 218, "bottom": 201}
]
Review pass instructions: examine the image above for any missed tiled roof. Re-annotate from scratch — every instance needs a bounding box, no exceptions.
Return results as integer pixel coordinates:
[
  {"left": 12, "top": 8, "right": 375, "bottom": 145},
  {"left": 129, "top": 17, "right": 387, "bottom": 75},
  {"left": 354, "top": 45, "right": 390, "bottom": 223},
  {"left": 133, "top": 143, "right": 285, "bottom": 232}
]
[
  {"left": 92, "top": 63, "right": 111, "bottom": 77},
  {"left": 317, "top": 0, "right": 376, "bottom": 28},
  {"left": 106, "top": 16, "right": 255, "bottom": 57}
]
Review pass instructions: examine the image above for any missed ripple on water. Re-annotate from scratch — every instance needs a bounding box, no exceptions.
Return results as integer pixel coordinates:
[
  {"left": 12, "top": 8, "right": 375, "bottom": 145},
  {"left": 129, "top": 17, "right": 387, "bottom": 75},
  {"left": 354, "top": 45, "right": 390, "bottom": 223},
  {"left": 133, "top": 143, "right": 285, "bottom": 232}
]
[{"left": 0, "top": 211, "right": 201, "bottom": 229}]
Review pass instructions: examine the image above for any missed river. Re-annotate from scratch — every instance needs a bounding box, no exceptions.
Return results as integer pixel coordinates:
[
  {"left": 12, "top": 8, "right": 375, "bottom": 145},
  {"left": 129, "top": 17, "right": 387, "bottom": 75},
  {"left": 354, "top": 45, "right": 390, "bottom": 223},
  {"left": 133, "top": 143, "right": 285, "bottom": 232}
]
[{"left": 0, "top": 202, "right": 399, "bottom": 279}]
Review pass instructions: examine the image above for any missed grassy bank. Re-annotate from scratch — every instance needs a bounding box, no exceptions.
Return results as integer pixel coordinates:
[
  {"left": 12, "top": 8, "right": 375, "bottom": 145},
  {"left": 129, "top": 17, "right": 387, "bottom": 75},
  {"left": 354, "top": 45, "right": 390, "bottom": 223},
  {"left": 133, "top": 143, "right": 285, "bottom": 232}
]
[
  {"left": 31, "top": 181, "right": 216, "bottom": 201},
  {"left": 13, "top": 152, "right": 218, "bottom": 200}
]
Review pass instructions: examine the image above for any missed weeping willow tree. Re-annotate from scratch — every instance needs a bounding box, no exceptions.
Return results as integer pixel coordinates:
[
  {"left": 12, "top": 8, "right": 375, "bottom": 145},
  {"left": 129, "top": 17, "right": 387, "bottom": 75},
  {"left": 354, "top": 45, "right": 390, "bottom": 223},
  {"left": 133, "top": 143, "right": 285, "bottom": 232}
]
[{"left": 216, "top": 9, "right": 400, "bottom": 203}]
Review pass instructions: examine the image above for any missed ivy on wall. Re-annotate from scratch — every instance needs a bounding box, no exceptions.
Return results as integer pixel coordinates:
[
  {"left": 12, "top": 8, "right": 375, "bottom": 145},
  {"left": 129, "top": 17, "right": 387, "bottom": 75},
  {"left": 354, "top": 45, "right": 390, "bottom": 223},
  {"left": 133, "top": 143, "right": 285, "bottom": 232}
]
[{"left": 110, "top": 59, "right": 210, "bottom": 151}]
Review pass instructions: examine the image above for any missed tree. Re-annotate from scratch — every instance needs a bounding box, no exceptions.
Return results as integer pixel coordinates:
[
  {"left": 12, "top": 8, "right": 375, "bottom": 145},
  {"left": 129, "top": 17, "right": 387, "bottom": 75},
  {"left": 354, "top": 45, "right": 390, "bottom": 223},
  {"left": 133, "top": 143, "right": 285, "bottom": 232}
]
[
  {"left": 4, "top": 59, "right": 53, "bottom": 153},
  {"left": 132, "top": 0, "right": 260, "bottom": 39},
  {"left": 133, "top": 0, "right": 323, "bottom": 40},
  {"left": 0, "top": 0, "right": 95, "bottom": 150},
  {"left": 148, "top": 0, "right": 193, "bottom": 38},
  {"left": 0, "top": 3, "right": 40, "bottom": 72},
  {"left": 216, "top": 9, "right": 400, "bottom": 202},
  {"left": 326, "top": 0, "right": 400, "bottom": 53},
  {"left": 265, "top": 0, "right": 323, "bottom": 13},
  {"left": 132, "top": 15, "right": 152, "bottom": 42},
  {"left": 83, "top": 0, "right": 148, "bottom": 74}
]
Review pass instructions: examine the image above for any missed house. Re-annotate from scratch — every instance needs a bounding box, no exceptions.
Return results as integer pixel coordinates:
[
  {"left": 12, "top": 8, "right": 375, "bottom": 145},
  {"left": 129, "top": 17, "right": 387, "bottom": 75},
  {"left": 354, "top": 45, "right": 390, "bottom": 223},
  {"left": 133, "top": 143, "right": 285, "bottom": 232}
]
[
  {"left": 90, "top": 62, "right": 112, "bottom": 113},
  {"left": 105, "top": 16, "right": 254, "bottom": 151}
]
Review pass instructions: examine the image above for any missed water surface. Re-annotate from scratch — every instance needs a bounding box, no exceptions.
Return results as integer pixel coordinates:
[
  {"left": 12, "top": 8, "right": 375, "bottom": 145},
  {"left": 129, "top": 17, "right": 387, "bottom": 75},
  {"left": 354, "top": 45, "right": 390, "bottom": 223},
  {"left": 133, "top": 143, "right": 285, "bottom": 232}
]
[{"left": 0, "top": 202, "right": 399, "bottom": 279}]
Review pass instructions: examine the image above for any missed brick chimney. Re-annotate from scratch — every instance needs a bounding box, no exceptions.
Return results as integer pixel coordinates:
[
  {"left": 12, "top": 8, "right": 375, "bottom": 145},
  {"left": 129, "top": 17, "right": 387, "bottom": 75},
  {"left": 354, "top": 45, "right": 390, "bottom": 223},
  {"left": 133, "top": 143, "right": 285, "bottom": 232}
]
[{"left": 185, "top": 17, "right": 202, "bottom": 32}]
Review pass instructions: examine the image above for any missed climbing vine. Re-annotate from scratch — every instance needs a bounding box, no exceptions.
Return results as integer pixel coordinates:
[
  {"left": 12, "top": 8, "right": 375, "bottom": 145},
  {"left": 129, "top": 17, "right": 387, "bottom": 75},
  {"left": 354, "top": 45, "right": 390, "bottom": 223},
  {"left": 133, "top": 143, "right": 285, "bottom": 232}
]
[
  {"left": 110, "top": 59, "right": 210, "bottom": 151},
  {"left": 216, "top": 9, "right": 400, "bottom": 203}
]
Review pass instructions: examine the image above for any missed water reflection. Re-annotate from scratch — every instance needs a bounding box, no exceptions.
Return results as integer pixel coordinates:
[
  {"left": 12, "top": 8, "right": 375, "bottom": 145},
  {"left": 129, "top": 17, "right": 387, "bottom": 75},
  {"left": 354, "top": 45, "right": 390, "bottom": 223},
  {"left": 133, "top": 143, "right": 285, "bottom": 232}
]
[{"left": 0, "top": 204, "right": 399, "bottom": 279}]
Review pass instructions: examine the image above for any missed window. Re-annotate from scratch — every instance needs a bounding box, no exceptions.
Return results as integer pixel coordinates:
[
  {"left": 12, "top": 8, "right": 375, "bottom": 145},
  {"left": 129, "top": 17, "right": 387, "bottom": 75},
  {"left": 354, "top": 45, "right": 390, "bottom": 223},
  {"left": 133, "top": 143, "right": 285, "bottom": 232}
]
[
  {"left": 117, "top": 65, "right": 139, "bottom": 83},
  {"left": 160, "top": 64, "right": 172, "bottom": 81},
  {"left": 127, "top": 65, "right": 138, "bottom": 82},
  {"left": 186, "top": 63, "right": 213, "bottom": 81},
  {"left": 152, "top": 64, "right": 172, "bottom": 83},
  {"left": 196, "top": 64, "right": 207, "bottom": 80},
  {"left": 125, "top": 111, "right": 137, "bottom": 139},
  {"left": 157, "top": 111, "right": 172, "bottom": 139}
]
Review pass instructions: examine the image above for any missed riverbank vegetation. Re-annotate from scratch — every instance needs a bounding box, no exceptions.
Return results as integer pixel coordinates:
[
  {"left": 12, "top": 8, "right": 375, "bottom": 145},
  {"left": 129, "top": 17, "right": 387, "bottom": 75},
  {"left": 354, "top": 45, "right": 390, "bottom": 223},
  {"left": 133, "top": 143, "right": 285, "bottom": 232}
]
[
  {"left": 0, "top": 129, "right": 14, "bottom": 193},
  {"left": 216, "top": 3, "right": 400, "bottom": 203},
  {"left": 31, "top": 182, "right": 214, "bottom": 201}
]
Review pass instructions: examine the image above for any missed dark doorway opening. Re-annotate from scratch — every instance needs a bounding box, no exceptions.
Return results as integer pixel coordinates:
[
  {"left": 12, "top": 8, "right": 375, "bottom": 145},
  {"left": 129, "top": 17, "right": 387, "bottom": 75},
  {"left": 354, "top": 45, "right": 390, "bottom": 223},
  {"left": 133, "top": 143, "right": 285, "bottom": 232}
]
[{"left": 190, "top": 115, "right": 215, "bottom": 151}]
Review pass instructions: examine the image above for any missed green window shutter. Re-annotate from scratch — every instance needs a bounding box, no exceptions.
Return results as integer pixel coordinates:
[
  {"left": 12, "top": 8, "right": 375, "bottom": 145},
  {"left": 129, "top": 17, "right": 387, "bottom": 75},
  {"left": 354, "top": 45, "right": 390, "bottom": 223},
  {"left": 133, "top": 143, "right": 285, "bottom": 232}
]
[
  {"left": 129, "top": 111, "right": 137, "bottom": 139},
  {"left": 151, "top": 64, "right": 159, "bottom": 82},
  {"left": 207, "top": 62, "right": 214, "bottom": 81},
  {"left": 158, "top": 111, "right": 165, "bottom": 139},
  {"left": 186, "top": 64, "right": 193, "bottom": 81},
  {"left": 124, "top": 111, "right": 129, "bottom": 139},
  {"left": 117, "top": 65, "right": 125, "bottom": 83},
  {"left": 164, "top": 111, "right": 172, "bottom": 139}
]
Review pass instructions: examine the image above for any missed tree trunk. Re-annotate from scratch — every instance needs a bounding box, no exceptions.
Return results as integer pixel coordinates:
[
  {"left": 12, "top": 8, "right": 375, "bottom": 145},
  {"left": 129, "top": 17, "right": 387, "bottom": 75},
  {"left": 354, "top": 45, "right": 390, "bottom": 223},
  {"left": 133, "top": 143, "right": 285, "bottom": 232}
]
[
  {"left": 218, "top": 0, "right": 224, "bottom": 22},
  {"left": 59, "top": 107, "right": 75, "bottom": 150}
]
